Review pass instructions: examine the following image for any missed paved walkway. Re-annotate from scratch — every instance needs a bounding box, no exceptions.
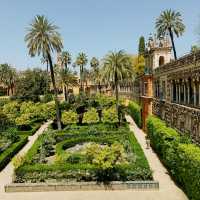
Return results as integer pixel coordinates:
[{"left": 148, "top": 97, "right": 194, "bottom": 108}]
[{"left": 0, "top": 117, "right": 188, "bottom": 200}]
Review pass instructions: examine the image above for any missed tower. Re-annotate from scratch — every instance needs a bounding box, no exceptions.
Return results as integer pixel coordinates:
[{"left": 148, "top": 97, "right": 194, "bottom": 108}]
[
  {"left": 145, "top": 34, "right": 172, "bottom": 72},
  {"left": 140, "top": 34, "right": 172, "bottom": 131}
]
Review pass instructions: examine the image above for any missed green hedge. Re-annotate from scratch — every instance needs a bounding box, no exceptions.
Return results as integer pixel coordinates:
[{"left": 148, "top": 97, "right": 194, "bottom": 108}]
[
  {"left": 147, "top": 116, "right": 200, "bottom": 200},
  {"left": 0, "top": 135, "right": 28, "bottom": 171},
  {"left": 17, "top": 123, "right": 41, "bottom": 136},
  {"left": 128, "top": 101, "right": 142, "bottom": 128}
]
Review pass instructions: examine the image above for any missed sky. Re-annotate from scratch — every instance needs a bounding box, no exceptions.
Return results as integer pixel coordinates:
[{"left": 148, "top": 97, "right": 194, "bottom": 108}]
[{"left": 0, "top": 0, "right": 199, "bottom": 70}]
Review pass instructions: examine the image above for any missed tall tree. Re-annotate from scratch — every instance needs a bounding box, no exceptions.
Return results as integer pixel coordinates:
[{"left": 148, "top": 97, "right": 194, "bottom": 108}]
[
  {"left": 15, "top": 69, "right": 49, "bottom": 102},
  {"left": 0, "top": 64, "right": 16, "bottom": 96},
  {"left": 90, "top": 57, "right": 102, "bottom": 93},
  {"left": 61, "top": 51, "right": 71, "bottom": 69},
  {"left": 156, "top": 9, "right": 185, "bottom": 60},
  {"left": 25, "top": 15, "right": 63, "bottom": 130},
  {"left": 58, "top": 68, "right": 78, "bottom": 101},
  {"left": 75, "top": 53, "right": 88, "bottom": 92},
  {"left": 60, "top": 51, "right": 72, "bottom": 99},
  {"left": 102, "top": 50, "right": 133, "bottom": 123},
  {"left": 138, "top": 36, "right": 145, "bottom": 56}
]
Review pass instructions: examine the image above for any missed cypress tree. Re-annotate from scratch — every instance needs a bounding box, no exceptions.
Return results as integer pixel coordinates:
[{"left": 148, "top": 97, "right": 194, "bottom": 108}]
[{"left": 138, "top": 36, "right": 145, "bottom": 55}]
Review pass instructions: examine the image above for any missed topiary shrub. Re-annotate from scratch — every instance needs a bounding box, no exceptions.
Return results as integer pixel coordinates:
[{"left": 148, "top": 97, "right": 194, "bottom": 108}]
[
  {"left": 62, "top": 110, "right": 77, "bottom": 125},
  {"left": 128, "top": 101, "right": 142, "bottom": 128},
  {"left": 102, "top": 106, "right": 118, "bottom": 123},
  {"left": 83, "top": 108, "right": 99, "bottom": 124}
]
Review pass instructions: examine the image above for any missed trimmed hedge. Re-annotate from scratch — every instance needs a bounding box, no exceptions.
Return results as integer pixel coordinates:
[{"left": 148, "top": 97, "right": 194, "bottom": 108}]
[
  {"left": 0, "top": 135, "right": 28, "bottom": 171},
  {"left": 147, "top": 116, "right": 200, "bottom": 200},
  {"left": 14, "top": 123, "right": 152, "bottom": 183},
  {"left": 17, "top": 123, "right": 41, "bottom": 136},
  {"left": 128, "top": 101, "right": 142, "bottom": 128}
]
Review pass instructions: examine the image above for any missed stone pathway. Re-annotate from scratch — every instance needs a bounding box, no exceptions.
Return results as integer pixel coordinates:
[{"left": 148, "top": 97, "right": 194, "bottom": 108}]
[
  {"left": 0, "top": 121, "right": 52, "bottom": 192},
  {"left": 0, "top": 117, "right": 188, "bottom": 200}
]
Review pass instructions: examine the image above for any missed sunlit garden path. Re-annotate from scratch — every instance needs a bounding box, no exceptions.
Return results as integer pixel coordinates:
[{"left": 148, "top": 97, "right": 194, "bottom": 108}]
[
  {"left": 0, "top": 121, "right": 51, "bottom": 192},
  {"left": 125, "top": 115, "right": 188, "bottom": 200}
]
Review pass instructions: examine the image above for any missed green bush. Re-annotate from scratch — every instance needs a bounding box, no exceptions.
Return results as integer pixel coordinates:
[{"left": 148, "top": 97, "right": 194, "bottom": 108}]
[
  {"left": 147, "top": 116, "right": 200, "bottom": 200},
  {"left": 128, "top": 101, "right": 142, "bottom": 128},
  {"left": 102, "top": 106, "right": 118, "bottom": 123},
  {"left": 83, "top": 108, "right": 99, "bottom": 123},
  {"left": 3, "top": 101, "right": 20, "bottom": 122},
  {"left": 62, "top": 110, "right": 77, "bottom": 125},
  {"left": 0, "top": 136, "right": 28, "bottom": 171}
]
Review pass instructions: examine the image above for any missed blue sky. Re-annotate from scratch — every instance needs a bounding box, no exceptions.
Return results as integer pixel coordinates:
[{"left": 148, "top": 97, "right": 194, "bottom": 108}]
[{"left": 0, "top": 0, "right": 199, "bottom": 70}]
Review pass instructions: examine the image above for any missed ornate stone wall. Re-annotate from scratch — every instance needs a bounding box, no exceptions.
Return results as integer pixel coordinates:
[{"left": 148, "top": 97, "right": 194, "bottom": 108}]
[{"left": 153, "top": 99, "right": 200, "bottom": 144}]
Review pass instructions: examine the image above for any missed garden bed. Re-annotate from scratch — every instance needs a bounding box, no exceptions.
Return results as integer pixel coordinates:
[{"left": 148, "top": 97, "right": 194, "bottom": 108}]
[
  {"left": 0, "top": 135, "right": 28, "bottom": 171},
  {"left": 13, "top": 122, "right": 153, "bottom": 184}
]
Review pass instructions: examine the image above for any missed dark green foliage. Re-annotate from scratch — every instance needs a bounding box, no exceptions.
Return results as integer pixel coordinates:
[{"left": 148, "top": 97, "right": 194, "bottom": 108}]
[
  {"left": 5, "top": 128, "right": 19, "bottom": 143},
  {"left": 15, "top": 69, "right": 49, "bottom": 102},
  {"left": 42, "top": 93, "right": 53, "bottom": 103},
  {"left": 0, "top": 110, "right": 11, "bottom": 131},
  {"left": 147, "top": 116, "right": 200, "bottom": 200},
  {"left": 128, "top": 101, "right": 142, "bottom": 128},
  {"left": 138, "top": 36, "right": 145, "bottom": 55},
  {"left": 0, "top": 136, "right": 28, "bottom": 171}
]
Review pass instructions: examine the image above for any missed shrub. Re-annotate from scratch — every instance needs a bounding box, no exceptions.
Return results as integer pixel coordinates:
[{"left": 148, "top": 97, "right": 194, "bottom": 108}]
[
  {"left": 102, "top": 106, "right": 118, "bottom": 123},
  {"left": 0, "top": 136, "right": 28, "bottom": 171},
  {"left": 3, "top": 101, "right": 20, "bottom": 121},
  {"left": 147, "top": 116, "right": 200, "bottom": 200},
  {"left": 128, "top": 101, "right": 142, "bottom": 128},
  {"left": 62, "top": 110, "right": 77, "bottom": 125},
  {"left": 15, "top": 114, "right": 32, "bottom": 130},
  {"left": 0, "top": 110, "right": 11, "bottom": 131},
  {"left": 83, "top": 108, "right": 99, "bottom": 123}
]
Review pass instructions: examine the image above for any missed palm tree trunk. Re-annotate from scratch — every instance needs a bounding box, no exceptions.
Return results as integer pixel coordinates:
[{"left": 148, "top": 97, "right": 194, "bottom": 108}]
[
  {"left": 80, "top": 65, "right": 83, "bottom": 93},
  {"left": 169, "top": 28, "right": 177, "bottom": 60},
  {"left": 115, "top": 73, "right": 120, "bottom": 124},
  {"left": 47, "top": 52, "right": 62, "bottom": 130}
]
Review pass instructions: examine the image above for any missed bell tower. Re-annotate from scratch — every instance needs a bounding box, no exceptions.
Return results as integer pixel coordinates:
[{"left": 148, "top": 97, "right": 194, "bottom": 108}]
[
  {"left": 145, "top": 34, "right": 172, "bottom": 72},
  {"left": 140, "top": 34, "right": 172, "bottom": 131}
]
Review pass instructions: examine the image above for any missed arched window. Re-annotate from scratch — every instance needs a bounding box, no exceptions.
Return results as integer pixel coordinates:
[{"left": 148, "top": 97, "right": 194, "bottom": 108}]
[{"left": 159, "top": 56, "right": 165, "bottom": 66}]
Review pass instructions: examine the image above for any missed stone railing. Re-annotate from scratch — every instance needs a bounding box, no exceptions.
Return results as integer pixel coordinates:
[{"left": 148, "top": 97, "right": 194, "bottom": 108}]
[{"left": 153, "top": 98, "right": 200, "bottom": 144}]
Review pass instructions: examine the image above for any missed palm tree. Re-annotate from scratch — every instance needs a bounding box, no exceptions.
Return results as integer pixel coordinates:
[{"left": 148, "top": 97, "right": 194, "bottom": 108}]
[
  {"left": 25, "top": 15, "right": 63, "bottom": 130},
  {"left": 0, "top": 64, "right": 16, "bottom": 96},
  {"left": 75, "top": 53, "right": 88, "bottom": 92},
  {"left": 41, "top": 56, "right": 49, "bottom": 72},
  {"left": 60, "top": 51, "right": 72, "bottom": 99},
  {"left": 102, "top": 50, "right": 133, "bottom": 123},
  {"left": 61, "top": 51, "right": 71, "bottom": 69},
  {"left": 155, "top": 9, "right": 185, "bottom": 60},
  {"left": 90, "top": 57, "right": 102, "bottom": 93},
  {"left": 58, "top": 68, "right": 78, "bottom": 92}
]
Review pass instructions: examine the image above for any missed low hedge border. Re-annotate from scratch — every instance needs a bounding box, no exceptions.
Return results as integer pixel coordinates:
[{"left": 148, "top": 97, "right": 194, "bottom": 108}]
[
  {"left": 14, "top": 123, "right": 152, "bottom": 183},
  {"left": 147, "top": 116, "right": 200, "bottom": 200},
  {"left": 0, "top": 135, "right": 28, "bottom": 171},
  {"left": 17, "top": 123, "right": 41, "bottom": 136},
  {"left": 128, "top": 101, "right": 142, "bottom": 128}
]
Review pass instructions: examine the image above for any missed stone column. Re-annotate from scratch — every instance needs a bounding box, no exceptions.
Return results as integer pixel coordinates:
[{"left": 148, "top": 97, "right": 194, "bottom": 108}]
[
  {"left": 187, "top": 82, "right": 190, "bottom": 104},
  {"left": 171, "top": 81, "right": 173, "bottom": 102},
  {"left": 179, "top": 83, "right": 181, "bottom": 103},
  {"left": 183, "top": 82, "right": 186, "bottom": 104},
  {"left": 199, "top": 83, "right": 200, "bottom": 106},
  {"left": 194, "top": 82, "right": 197, "bottom": 106},
  {"left": 176, "top": 83, "right": 178, "bottom": 103}
]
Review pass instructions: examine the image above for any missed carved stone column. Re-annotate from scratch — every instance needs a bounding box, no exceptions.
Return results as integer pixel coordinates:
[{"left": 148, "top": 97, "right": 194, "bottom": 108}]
[
  {"left": 179, "top": 83, "right": 181, "bottom": 103},
  {"left": 183, "top": 82, "right": 186, "bottom": 104},
  {"left": 176, "top": 83, "right": 178, "bottom": 103},
  {"left": 199, "top": 83, "right": 200, "bottom": 106},
  {"left": 194, "top": 82, "right": 197, "bottom": 106},
  {"left": 187, "top": 81, "right": 190, "bottom": 104}
]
